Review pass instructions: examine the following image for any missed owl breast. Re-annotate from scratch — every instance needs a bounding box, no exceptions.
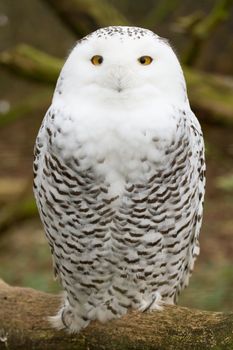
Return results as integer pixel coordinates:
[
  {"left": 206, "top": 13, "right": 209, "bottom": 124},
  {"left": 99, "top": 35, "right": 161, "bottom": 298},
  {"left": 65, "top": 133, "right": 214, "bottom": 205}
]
[
  {"left": 49, "top": 100, "right": 178, "bottom": 196},
  {"left": 33, "top": 103, "right": 204, "bottom": 331}
]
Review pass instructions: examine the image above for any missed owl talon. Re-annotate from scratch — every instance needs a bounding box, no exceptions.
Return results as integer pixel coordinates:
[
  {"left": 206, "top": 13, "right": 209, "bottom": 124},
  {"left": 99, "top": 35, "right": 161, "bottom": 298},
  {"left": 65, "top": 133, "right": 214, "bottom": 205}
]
[
  {"left": 142, "top": 295, "right": 157, "bottom": 313},
  {"left": 61, "top": 308, "right": 73, "bottom": 328},
  {"left": 140, "top": 292, "right": 163, "bottom": 312},
  {"left": 61, "top": 309, "right": 68, "bottom": 328}
]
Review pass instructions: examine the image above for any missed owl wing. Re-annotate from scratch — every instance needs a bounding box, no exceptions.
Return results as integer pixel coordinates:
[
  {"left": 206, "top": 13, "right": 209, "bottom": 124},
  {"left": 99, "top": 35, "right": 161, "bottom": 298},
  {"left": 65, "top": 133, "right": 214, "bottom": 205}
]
[
  {"left": 178, "top": 110, "right": 205, "bottom": 293},
  {"left": 33, "top": 107, "right": 62, "bottom": 279},
  {"left": 33, "top": 106, "right": 112, "bottom": 283}
]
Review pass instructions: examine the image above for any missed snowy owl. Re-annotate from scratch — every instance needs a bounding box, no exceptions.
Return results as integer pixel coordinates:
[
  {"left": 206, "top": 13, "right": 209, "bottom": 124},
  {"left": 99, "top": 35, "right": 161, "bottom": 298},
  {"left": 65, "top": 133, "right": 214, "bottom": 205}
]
[{"left": 33, "top": 26, "right": 205, "bottom": 333}]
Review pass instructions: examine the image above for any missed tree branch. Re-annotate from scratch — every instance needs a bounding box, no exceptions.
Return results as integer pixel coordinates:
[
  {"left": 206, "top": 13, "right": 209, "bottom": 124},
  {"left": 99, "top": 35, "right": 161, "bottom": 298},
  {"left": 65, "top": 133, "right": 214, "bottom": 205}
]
[
  {"left": 141, "top": 0, "right": 181, "bottom": 28},
  {"left": 0, "top": 280, "right": 232, "bottom": 349},
  {"left": 0, "top": 44, "right": 61, "bottom": 84},
  {"left": 0, "top": 45, "right": 233, "bottom": 126},
  {"left": 185, "top": 68, "right": 233, "bottom": 125},
  {"left": 42, "top": 0, "right": 129, "bottom": 37},
  {"left": 0, "top": 195, "right": 38, "bottom": 234},
  {"left": 182, "top": 0, "right": 233, "bottom": 66},
  {"left": 0, "top": 89, "right": 52, "bottom": 128}
]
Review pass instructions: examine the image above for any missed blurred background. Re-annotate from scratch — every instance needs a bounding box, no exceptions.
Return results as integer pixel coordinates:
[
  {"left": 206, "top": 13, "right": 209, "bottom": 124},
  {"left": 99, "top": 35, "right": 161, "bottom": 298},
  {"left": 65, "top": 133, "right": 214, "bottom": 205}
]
[{"left": 0, "top": 0, "right": 232, "bottom": 312}]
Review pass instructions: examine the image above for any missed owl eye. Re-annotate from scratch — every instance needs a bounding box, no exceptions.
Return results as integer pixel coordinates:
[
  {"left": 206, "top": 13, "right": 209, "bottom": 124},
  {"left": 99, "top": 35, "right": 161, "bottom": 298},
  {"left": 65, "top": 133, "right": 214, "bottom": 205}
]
[
  {"left": 138, "top": 56, "right": 153, "bottom": 65},
  {"left": 91, "top": 55, "right": 103, "bottom": 65}
]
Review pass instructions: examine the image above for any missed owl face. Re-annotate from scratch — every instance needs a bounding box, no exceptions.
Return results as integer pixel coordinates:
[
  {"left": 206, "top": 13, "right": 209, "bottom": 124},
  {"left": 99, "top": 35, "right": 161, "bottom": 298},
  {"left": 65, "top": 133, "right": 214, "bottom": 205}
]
[{"left": 57, "top": 27, "right": 186, "bottom": 104}]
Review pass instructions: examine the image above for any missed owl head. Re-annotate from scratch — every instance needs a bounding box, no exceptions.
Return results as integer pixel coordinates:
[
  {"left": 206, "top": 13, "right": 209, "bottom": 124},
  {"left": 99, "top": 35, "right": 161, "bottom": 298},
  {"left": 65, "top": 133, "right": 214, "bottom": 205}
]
[{"left": 54, "top": 26, "right": 187, "bottom": 105}]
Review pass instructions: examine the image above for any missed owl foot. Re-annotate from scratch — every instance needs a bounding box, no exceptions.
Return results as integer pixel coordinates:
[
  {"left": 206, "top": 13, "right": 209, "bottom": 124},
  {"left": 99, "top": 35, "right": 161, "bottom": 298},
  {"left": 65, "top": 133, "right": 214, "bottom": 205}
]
[
  {"left": 48, "top": 305, "right": 72, "bottom": 331},
  {"left": 139, "top": 292, "right": 163, "bottom": 312},
  {"left": 49, "top": 305, "right": 90, "bottom": 333},
  {"left": 61, "top": 308, "right": 73, "bottom": 328}
]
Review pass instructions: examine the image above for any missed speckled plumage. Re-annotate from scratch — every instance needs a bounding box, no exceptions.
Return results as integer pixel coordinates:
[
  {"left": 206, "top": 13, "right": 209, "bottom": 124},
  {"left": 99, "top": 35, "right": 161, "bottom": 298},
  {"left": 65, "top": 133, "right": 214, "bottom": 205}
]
[{"left": 33, "top": 26, "right": 205, "bottom": 333}]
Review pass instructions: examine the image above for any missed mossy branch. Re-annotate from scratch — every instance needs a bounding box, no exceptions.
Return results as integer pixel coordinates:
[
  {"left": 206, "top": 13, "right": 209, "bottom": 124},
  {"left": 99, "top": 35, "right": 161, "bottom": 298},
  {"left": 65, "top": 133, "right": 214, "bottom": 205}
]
[
  {"left": 182, "top": 0, "right": 233, "bottom": 66},
  {"left": 0, "top": 44, "right": 61, "bottom": 84},
  {"left": 0, "top": 176, "right": 39, "bottom": 234},
  {"left": 141, "top": 0, "right": 181, "bottom": 28},
  {"left": 0, "top": 280, "right": 232, "bottom": 350},
  {"left": 0, "top": 89, "right": 52, "bottom": 128},
  {"left": 0, "top": 44, "right": 233, "bottom": 126},
  {"left": 184, "top": 68, "right": 233, "bottom": 126},
  {"left": 42, "top": 0, "right": 129, "bottom": 37},
  {"left": 0, "top": 194, "right": 38, "bottom": 234}
]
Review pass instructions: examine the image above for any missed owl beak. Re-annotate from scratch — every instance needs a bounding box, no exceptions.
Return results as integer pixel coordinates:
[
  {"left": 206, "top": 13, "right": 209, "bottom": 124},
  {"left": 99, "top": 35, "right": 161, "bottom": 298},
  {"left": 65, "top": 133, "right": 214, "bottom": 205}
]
[
  {"left": 110, "top": 65, "right": 125, "bottom": 93},
  {"left": 117, "top": 85, "right": 123, "bottom": 93},
  {"left": 114, "top": 76, "right": 123, "bottom": 93}
]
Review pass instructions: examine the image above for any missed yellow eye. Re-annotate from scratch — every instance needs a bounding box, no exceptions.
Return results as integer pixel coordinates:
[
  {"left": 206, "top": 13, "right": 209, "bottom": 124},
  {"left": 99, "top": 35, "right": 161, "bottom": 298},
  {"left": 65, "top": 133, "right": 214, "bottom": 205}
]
[
  {"left": 91, "top": 55, "right": 103, "bottom": 65},
  {"left": 138, "top": 56, "right": 153, "bottom": 65}
]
